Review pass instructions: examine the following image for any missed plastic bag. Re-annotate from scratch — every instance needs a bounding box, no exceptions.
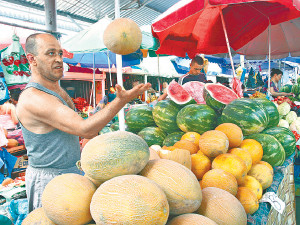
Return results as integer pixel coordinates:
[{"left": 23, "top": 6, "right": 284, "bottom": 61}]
[{"left": 0, "top": 148, "right": 17, "bottom": 183}]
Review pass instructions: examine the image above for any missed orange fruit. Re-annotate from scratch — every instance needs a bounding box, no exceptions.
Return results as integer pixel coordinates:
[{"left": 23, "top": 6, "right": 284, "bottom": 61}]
[
  {"left": 201, "top": 168, "right": 238, "bottom": 196},
  {"left": 257, "top": 161, "right": 273, "bottom": 175},
  {"left": 248, "top": 164, "right": 273, "bottom": 190},
  {"left": 241, "top": 175, "right": 263, "bottom": 200},
  {"left": 228, "top": 148, "right": 252, "bottom": 172},
  {"left": 215, "top": 123, "right": 243, "bottom": 148},
  {"left": 236, "top": 187, "right": 259, "bottom": 214},
  {"left": 191, "top": 153, "right": 211, "bottom": 180},
  {"left": 181, "top": 132, "right": 201, "bottom": 145},
  {"left": 162, "top": 146, "right": 177, "bottom": 151},
  {"left": 174, "top": 140, "right": 199, "bottom": 154},
  {"left": 239, "top": 139, "right": 263, "bottom": 164}
]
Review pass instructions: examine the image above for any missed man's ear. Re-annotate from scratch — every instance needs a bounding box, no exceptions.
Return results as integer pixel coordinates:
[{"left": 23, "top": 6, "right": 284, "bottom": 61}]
[{"left": 26, "top": 54, "right": 37, "bottom": 66}]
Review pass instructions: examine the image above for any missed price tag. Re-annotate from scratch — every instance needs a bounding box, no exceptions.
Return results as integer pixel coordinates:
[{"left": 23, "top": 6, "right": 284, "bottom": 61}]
[{"left": 259, "top": 192, "right": 285, "bottom": 214}]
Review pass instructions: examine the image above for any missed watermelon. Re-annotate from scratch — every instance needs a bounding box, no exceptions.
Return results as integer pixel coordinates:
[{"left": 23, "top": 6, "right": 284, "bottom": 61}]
[
  {"left": 167, "top": 80, "right": 192, "bottom": 104},
  {"left": 110, "top": 121, "right": 119, "bottom": 131},
  {"left": 182, "top": 81, "right": 206, "bottom": 104},
  {"left": 298, "top": 78, "right": 300, "bottom": 84},
  {"left": 162, "top": 131, "right": 184, "bottom": 147},
  {"left": 247, "top": 133, "right": 285, "bottom": 167},
  {"left": 138, "top": 127, "right": 166, "bottom": 147},
  {"left": 125, "top": 106, "right": 156, "bottom": 133},
  {"left": 176, "top": 104, "right": 218, "bottom": 134},
  {"left": 221, "top": 98, "right": 269, "bottom": 136},
  {"left": 262, "top": 127, "right": 296, "bottom": 157},
  {"left": 279, "top": 84, "right": 292, "bottom": 93},
  {"left": 203, "top": 83, "right": 239, "bottom": 113},
  {"left": 152, "top": 100, "right": 182, "bottom": 134},
  {"left": 291, "top": 84, "right": 300, "bottom": 95},
  {"left": 99, "top": 126, "right": 114, "bottom": 135},
  {"left": 252, "top": 98, "right": 279, "bottom": 128}
]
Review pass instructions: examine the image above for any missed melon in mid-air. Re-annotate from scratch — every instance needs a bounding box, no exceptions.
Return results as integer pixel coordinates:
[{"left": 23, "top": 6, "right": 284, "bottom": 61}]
[{"left": 167, "top": 80, "right": 192, "bottom": 105}]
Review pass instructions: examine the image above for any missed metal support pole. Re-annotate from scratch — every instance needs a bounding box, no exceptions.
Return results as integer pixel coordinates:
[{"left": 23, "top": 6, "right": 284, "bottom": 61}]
[
  {"left": 45, "top": 0, "right": 57, "bottom": 35},
  {"left": 267, "top": 24, "right": 271, "bottom": 99}
]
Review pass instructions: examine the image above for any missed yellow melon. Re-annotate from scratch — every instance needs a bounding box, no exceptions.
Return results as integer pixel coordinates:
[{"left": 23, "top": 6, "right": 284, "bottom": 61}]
[
  {"left": 149, "top": 147, "right": 160, "bottom": 160},
  {"left": 201, "top": 168, "right": 238, "bottom": 196},
  {"left": 236, "top": 187, "right": 259, "bottom": 214},
  {"left": 215, "top": 123, "right": 243, "bottom": 148},
  {"left": 84, "top": 174, "right": 103, "bottom": 188},
  {"left": 174, "top": 139, "right": 199, "bottom": 154},
  {"left": 168, "top": 213, "right": 218, "bottom": 225},
  {"left": 258, "top": 161, "right": 274, "bottom": 175},
  {"left": 191, "top": 153, "right": 211, "bottom": 180},
  {"left": 162, "top": 146, "right": 177, "bottom": 151},
  {"left": 90, "top": 175, "right": 169, "bottom": 225},
  {"left": 212, "top": 153, "right": 247, "bottom": 185},
  {"left": 81, "top": 131, "right": 149, "bottom": 182},
  {"left": 181, "top": 132, "right": 201, "bottom": 145},
  {"left": 197, "top": 187, "right": 247, "bottom": 225},
  {"left": 239, "top": 139, "right": 263, "bottom": 164},
  {"left": 248, "top": 164, "right": 273, "bottom": 190},
  {"left": 42, "top": 173, "right": 96, "bottom": 225},
  {"left": 228, "top": 148, "right": 252, "bottom": 172},
  {"left": 103, "top": 18, "right": 142, "bottom": 55},
  {"left": 198, "top": 130, "right": 229, "bottom": 158},
  {"left": 22, "top": 207, "right": 55, "bottom": 225},
  {"left": 241, "top": 175, "right": 263, "bottom": 200},
  {"left": 140, "top": 159, "right": 202, "bottom": 215}
]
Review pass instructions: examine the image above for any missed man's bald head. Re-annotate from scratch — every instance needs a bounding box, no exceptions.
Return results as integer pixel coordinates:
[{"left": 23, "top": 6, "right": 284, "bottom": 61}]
[{"left": 25, "top": 33, "right": 57, "bottom": 55}]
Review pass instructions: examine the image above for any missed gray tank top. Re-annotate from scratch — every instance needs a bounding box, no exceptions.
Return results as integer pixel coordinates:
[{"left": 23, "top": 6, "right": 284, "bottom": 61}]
[{"left": 20, "top": 82, "right": 81, "bottom": 169}]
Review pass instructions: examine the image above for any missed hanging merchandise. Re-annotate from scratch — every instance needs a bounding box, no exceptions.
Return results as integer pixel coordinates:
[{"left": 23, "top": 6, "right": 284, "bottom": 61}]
[
  {"left": 256, "top": 71, "right": 264, "bottom": 87},
  {"left": 0, "top": 77, "right": 10, "bottom": 105},
  {"left": 1, "top": 34, "right": 31, "bottom": 86},
  {"left": 246, "top": 67, "right": 256, "bottom": 89}
]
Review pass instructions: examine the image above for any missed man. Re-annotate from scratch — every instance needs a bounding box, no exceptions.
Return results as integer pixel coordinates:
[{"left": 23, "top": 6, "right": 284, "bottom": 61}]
[
  {"left": 16, "top": 33, "right": 151, "bottom": 212},
  {"left": 178, "top": 55, "right": 207, "bottom": 85}
]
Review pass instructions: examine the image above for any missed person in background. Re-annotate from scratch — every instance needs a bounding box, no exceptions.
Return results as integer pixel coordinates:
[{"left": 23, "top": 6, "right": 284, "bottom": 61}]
[
  {"left": 263, "top": 68, "right": 293, "bottom": 97},
  {"left": 162, "top": 82, "right": 168, "bottom": 94},
  {"left": 178, "top": 55, "right": 207, "bottom": 85},
  {"left": 16, "top": 33, "right": 151, "bottom": 212},
  {"left": 107, "top": 87, "right": 116, "bottom": 103}
]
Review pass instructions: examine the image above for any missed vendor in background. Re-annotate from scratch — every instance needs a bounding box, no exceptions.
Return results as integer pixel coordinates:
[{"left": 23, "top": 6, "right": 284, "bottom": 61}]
[
  {"left": 17, "top": 33, "right": 151, "bottom": 212},
  {"left": 263, "top": 68, "right": 293, "bottom": 97},
  {"left": 107, "top": 87, "right": 116, "bottom": 103},
  {"left": 178, "top": 55, "right": 207, "bottom": 85}
]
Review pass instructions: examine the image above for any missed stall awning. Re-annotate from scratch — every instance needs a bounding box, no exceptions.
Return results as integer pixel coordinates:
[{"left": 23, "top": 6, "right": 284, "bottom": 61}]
[{"left": 62, "top": 72, "right": 105, "bottom": 82}]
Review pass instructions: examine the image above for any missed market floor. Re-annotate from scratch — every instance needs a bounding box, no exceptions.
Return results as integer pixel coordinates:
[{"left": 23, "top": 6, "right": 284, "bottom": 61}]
[{"left": 296, "top": 197, "right": 300, "bottom": 224}]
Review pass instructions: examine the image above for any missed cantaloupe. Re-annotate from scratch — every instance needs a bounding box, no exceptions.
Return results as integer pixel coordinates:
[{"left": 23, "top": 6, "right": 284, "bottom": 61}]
[
  {"left": 168, "top": 213, "right": 218, "bottom": 225},
  {"left": 239, "top": 139, "right": 263, "bottom": 164},
  {"left": 197, "top": 187, "right": 247, "bottom": 225},
  {"left": 181, "top": 132, "right": 201, "bottom": 145},
  {"left": 103, "top": 18, "right": 142, "bottom": 55},
  {"left": 212, "top": 153, "right": 247, "bottom": 185},
  {"left": 228, "top": 148, "right": 252, "bottom": 172},
  {"left": 236, "top": 187, "right": 259, "bottom": 214},
  {"left": 191, "top": 153, "right": 211, "bottom": 180},
  {"left": 81, "top": 131, "right": 149, "bottom": 182},
  {"left": 258, "top": 161, "right": 274, "bottom": 175},
  {"left": 149, "top": 147, "right": 160, "bottom": 160},
  {"left": 174, "top": 139, "right": 199, "bottom": 154},
  {"left": 90, "top": 175, "right": 169, "bottom": 225},
  {"left": 215, "top": 123, "right": 243, "bottom": 148},
  {"left": 140, "top": 159, "right": 202, "bottom": 215},
  {"left": 42, "top": 173, "right": 96, "bottom": 225},
  {"left": 22, "top": 207, "right": 55, "bottom": 225},
  {"left": 248, "top": 164, "right": 273, "bottom": 189},
  {"left": 201, "top": 168, "right": 238, "bottom": 196},
  {"left": 240, "top": 175, "right": 263, "bottom": 200},
  {"left": 198, "top": 130, "right": 229, "bottom": 158}
]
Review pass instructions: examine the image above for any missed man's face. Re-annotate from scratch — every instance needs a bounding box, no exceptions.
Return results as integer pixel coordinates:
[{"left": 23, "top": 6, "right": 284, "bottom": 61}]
[
  {"left": 30, "top": 34, "right": 64, "bottom": 82},
  {"left": 189, "top": 62, "right": 203, "bottom": 75}
]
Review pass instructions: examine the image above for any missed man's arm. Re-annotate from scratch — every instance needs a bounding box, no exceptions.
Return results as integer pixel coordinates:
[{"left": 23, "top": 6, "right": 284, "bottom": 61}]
[{"left": 17, "top": 83, "right": 151, "bottom": 138}]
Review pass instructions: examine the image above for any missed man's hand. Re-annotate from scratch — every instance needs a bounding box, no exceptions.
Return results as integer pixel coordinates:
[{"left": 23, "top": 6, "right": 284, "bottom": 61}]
[{"left": 115, "top": 83, "right": 152, "bottom": 103}]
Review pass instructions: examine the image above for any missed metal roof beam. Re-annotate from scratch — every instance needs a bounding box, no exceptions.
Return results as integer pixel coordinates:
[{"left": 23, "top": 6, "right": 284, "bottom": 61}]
[{"left": 1, "top": 0, "right": 97, "bottom": 23}]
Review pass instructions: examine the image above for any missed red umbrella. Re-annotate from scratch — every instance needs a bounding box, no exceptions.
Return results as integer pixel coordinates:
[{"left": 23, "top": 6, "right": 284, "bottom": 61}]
[{"left": 152, "top": 0, "right": 300, "bottom": 58}]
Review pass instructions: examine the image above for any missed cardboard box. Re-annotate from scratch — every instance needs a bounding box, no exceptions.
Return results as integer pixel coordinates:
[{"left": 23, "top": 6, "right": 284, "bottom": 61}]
[{"left": 13, "top": 155, "right": 28, "bottom": 172}]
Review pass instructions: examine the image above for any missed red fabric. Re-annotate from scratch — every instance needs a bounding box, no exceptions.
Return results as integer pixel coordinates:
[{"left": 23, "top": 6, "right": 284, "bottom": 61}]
[
  {"left": 67, "top": 65, "right": 102, "bottom": 74},
  {"left": 152, "top": 0, "right": 300, "bottom": 57}
]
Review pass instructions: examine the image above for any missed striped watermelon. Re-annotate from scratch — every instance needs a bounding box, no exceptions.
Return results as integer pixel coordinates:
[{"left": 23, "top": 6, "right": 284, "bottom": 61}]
[
  {"left": 153, "top": 100, "right": 182, "bottom": 134},
  {"left": 252, "top": 98, "right": 279, "bottom": 128},
  {"left": 125, "top": 106, "right": 156, "bottom": 133},
  {"left": 262, "top": 127, "right": 296, "bottom": 157},
  {"left": 162, "top": 131, "right": 185, "bottom": 147},
  {"left": 176, "top": 104, "right": 218, "bottom": 134},
  {"left": 167, "top": 80, "right": 192, "bottom": 105},
  {"left": 138, "top": 127, "right": 166, "bottom": 147},
  {"left": 203, "top": 83, "right": 239, "bottom": 113},
  {"left": 298, "top": 77, "right": 300, "bottom": 84},
  {"left": 221, "top": 98, "right": 269, "bottom": 136},
  {"left": 182, "top": 81, "right": 206, "bottom": 104},
  {"left": 279, "top": 84, "right": 292, "bottom": 93},
  {"left": 292, "top": 84, "right": 300, "bottom": 95},
  {"left": 247, "top": 133, "right": 285, "bottom": 167}
]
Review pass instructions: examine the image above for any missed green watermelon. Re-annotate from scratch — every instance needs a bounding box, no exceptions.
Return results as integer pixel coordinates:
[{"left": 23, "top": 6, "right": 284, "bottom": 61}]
[
  {"left": 138, "top": 127, "right": 166, "bottom": 147},
  {"left": 125, "top": 106, "right": 156, "bottom": 133},
  {"left": 291, "top": 84, "right": 300, "bottom": 95},
  {"left": 279, "top": 84, "right": 292, "bottom": 93},
  {"left": 221, "top": 98, "right": 269, "bottom": 136},
  {"left": 99, "top": 126, "right": 114, "bottom": 135},
  {"left": 252, "top": 98, "right": 279, "bottom": 128},
  {"left": 176, "top": 104, "right": 218, "bottom": 134},
  {"left": 297, "top": 77, "right": 300, "bottom": 84},
  {"left": 247, "top": 133, "right": 285, "bottom": 167},
  {"left": 152, "top": 100, "right": 182, "bottom": 134},
  {"left": 262, "top": 127, "right": 296, "bottom": 157},
  {"left": 162, "top": 131, "right": 184, "bottom": 147},
  {"left": 203, "top": 83, "right": 239, "bottom": 113}
]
